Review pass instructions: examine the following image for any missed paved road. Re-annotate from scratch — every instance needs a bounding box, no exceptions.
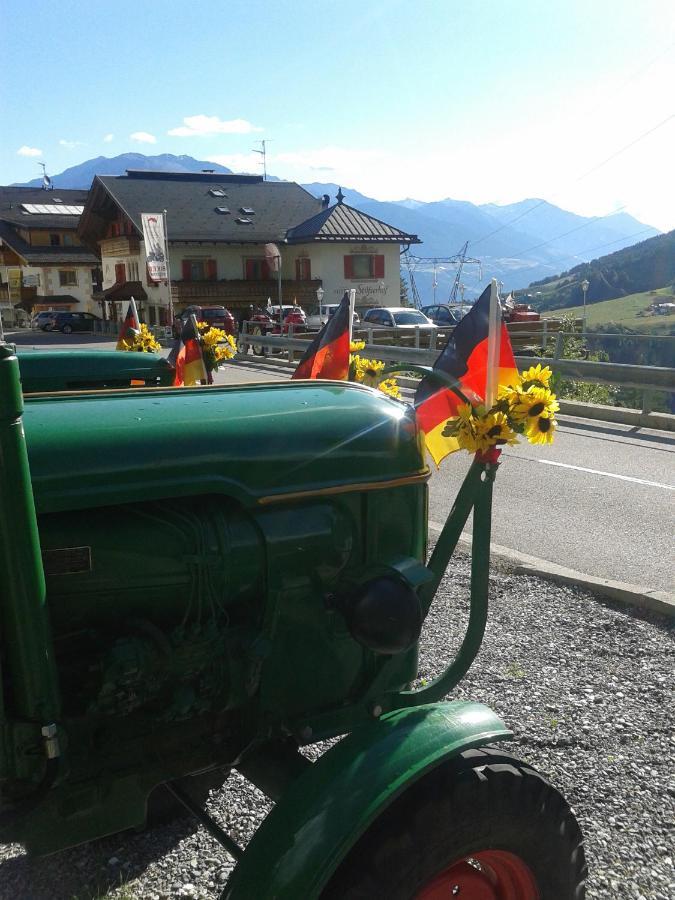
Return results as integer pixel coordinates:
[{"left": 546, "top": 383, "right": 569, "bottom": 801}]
[{"left": 9, "top": 331, "right": 674, "bottom": 593}]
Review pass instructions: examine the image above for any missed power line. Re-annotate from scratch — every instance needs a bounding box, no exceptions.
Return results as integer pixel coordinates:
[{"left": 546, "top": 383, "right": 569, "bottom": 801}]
[
  {"left": 576, "top": 113, "right": 675, "bottom": 182},
  {"left": 541, "top": 227, "right": 659, "bottom": 274},
  {"left": 468, "top": 199, "right": 549, "bottom": 248},
  {"left": 509, "top": 205, "right": 627, "bottom": 258}
]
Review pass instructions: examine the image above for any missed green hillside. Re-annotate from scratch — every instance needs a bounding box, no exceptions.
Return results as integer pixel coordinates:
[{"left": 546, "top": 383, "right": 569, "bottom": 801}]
[
  {"left": 541, "top": 287, "right": 675, "bottom": 334},
  {"left": 521, "top": 230, "right": 675, "bottom": 312}
]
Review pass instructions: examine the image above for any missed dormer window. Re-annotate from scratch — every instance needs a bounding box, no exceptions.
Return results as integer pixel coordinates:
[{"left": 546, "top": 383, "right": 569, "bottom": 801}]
[
  {"left": 236, "top": 217, "right": 253, "bottom": 225},
  {"left": 209, "top": 188, "right": 227, "bottom": 198},
  {"left": 239, "top": 207, "right": 255, "bottom": 215},
  {"left": 214, "top": 206, "right": 230, "bottom": 214}
]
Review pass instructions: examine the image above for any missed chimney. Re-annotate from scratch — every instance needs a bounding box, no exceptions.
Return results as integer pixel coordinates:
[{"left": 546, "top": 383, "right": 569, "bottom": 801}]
[{"left": 322, "top": 194, "right": 330, "bottom": 208}]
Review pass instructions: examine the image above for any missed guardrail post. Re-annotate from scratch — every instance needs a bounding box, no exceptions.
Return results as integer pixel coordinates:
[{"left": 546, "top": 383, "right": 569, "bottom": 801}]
[
  {"left": 642, "top": 390, "right": 653, "bottom": 415},
  {"left": 554, "top": 331, "right": 564, "bottom": 359},
  {"left": 288, "top": 325, "right": 295, "bottom": 363},
  {"left": 367, "top": 327, "right": 373, "bottom": 346}
]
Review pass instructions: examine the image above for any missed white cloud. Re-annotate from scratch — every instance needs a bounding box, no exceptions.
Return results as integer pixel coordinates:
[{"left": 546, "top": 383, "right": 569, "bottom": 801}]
[
  {"left": 103, "top": 133, "right": 114, "bottom": 143},
  {"left": 130, "top": 131, "right": 157, "bottom": 144},
  {"left": 59, "top": 139, "right": 84, "bottom": 149},
  {"left": 17, "top": 145, "right": 42, "bottom": 157},
  {"left": 168, "top": 115, "right": 263, "bottom": 137}
]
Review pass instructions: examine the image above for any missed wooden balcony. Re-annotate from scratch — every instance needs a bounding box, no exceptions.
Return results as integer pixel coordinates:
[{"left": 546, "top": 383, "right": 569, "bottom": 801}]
[
  {"left": 100, "top": 236, "right": 140, "bottom": 257},
  {"left": 172, "top": 278, "right": 322, "bottom": 309}
]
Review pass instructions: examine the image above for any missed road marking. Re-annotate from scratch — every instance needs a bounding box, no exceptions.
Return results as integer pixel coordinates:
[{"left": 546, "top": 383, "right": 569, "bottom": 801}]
[{"left": 536, "top": 458, "right": 674, "bottom": 490}]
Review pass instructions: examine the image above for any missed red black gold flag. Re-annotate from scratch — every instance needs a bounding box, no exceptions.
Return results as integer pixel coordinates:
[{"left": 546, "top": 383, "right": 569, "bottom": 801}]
[
  {"left": 116, "top": 299, "right": 140, "bottom": 350},
  {"left": 415, "top": 284, "right": 519, "bottom": 465},
  {"left": 169, "top": 316, "right": 208, "bottom": 387},
  {"left": 292, "top": 291, "right": 351, "bottom": 381}
]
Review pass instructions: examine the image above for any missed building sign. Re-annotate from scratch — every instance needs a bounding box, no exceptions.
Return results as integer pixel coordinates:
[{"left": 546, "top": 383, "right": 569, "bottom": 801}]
[
  {"left": 7, "top": 268, "right": 22, "bottom": 302},
  {"left": 334, "top": 283, "right": 389, "bottom": 300},
  {"left": 141, "top": 213, "right": 168, "bottom": 281}
]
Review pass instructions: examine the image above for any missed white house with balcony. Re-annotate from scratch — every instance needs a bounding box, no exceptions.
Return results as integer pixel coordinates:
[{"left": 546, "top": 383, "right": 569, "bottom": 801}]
[{"left": 77, "top": 171, "right": 420, "bottom": 324}]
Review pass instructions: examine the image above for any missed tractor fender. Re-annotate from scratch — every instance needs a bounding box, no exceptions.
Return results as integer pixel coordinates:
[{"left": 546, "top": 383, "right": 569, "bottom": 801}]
[{"left": 223, "top": 700, "right": 512, "bottom": 900}]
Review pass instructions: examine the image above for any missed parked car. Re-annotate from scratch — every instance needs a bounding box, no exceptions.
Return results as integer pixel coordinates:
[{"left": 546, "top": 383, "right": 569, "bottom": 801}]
[
  {"left": 179, "top": 305, "right": 236, "bottom": 335},
  {"left": 420, "top": 304, "right": 472, "bottom": 326},
  {"left": 306, "top": 303, "right": 360, "bottom": 330},
  {"left": 362, "top": 307, "right": 438, "bottom": 329},
  {"left": 49, "top": 312, "right": 102, "bottom": 334},
  {"left": 31, "top": 311, "right": 56, "bottom": 331},
  {"left": 266, "top": 305, "right": 307, "bottom": 333}
]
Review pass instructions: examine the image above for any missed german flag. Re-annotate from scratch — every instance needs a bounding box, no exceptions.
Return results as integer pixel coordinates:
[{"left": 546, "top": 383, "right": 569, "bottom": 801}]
[
  {"left": 292, "top": 291, "right": 350, "bottom": 381},
  {"left": 169, "top": 316, "right": 208, "bottom": 387},
  {"left": 116, "top": 299, "right": 140, "bottom": 350},
  {"left": 415, "top": 284, "right": 519, "bottom": 465}
]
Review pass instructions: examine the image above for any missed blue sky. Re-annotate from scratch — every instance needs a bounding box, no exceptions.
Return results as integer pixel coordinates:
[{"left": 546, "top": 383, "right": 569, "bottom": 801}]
[{"left": 3, "top": 0, "right": 674, "bottom": 229}]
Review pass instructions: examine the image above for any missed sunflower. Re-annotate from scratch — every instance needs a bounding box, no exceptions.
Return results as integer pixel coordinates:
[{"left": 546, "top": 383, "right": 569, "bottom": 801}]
[
  {"left": 120, "top": 323, "right": 162, "bottom": 353},
  {"left": 473, "top": 411, "right": 518, "bottom": 451},
  {"left": 511, "top": 386, "right": 559, "bottom": 422},
  {"left": 353, "top": 356, "right": 385, "bottom": 387},
  {"left": 520, "top": 363, "right": 552, "bottom": 388},
  {"left": 350, "top": 340, "right": 365, "bottom": 353},
  {"left": 526, "top": 414, "right": 557, "bottom": 445},
  {"left": 378, "top": 378, "right": 401, "bottom": 400}
]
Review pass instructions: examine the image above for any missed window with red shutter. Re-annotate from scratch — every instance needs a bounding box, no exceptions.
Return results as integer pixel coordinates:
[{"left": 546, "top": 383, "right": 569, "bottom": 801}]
[
  {"left": 207, "top": 259, "right": 217, "bottom": 281},
  {"left": 182, "top": 261, "right": 192, "bottom": 281},
  {"left": 344, "top": 256, "right": 354, "bottom": 278},
  {"left": 245, "top": 259, "right": 256, "bottom": 280},
  {"left": 114, "top": 262, "right": 126, "bottom": 282},
  {"left": 295, "top": 258, "right": 311, "bottom": 280},
  {"left": 374, "top": 255, "right": 385, "bottom": 278},
  {"left": 262, "top": 260, "right": 270, "bottom": 279}
]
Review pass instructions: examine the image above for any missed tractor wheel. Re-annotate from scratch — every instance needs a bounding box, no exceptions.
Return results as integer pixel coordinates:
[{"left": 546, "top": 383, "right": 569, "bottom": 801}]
[
  {"left": 251, "top": 326, "right": 266, "bottom": 356},
  {"left": 322, "top": 747, "right": 586, "bottom": 900}
]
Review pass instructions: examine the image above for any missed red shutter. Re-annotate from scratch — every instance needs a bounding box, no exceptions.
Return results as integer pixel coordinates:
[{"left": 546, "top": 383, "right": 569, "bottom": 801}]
[
  {"left": 114, "top": 262, "right": 126, "bottom": 282},
  {"left": 295, "top": 259, "right": 301, "bottom": 280},
  {"left": 303, "top": 258, "right": 311, "bottom": 280},
  {"left": 182, "top": 260, "right": 191, "bottom": 281},
  {"left": 207, "top": 259, "right": 217, "bottom": 281},
  {"left": 344, "top": 256, "right": 354, "bottom": 278},
  {"left": 245, "top": 259, "right": 256, "bottom": 280},
  {"left": 374, "top": 255, "right": 385, "bottom": 278}
]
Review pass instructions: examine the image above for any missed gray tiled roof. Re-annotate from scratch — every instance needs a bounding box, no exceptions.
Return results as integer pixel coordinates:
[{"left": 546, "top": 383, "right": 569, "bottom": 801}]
[
  {"left": 286, "top": 202, "right": 420, "bottom": 244},
  {"left": 0, "top": 220, "right": 98, "bottom": 265},
  {"left": 0, "top": 186, "right": 89, "bottom": 229},
  {"left": 86, "top": 172, "right": 324, "bottom": 244}
]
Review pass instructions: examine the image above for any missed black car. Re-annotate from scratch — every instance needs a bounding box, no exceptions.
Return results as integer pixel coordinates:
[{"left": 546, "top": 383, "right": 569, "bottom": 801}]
[
  {"left": 50, "top": 312, "right": 102, "bottom": 334},
  {"left": 420, "top": 304, "right": 472, "bottom": 326}
]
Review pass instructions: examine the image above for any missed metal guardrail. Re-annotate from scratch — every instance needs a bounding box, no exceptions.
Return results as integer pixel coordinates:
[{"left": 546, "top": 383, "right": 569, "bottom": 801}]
[{"left": 238, "top": 323, "right": 675, "bottom": 422}]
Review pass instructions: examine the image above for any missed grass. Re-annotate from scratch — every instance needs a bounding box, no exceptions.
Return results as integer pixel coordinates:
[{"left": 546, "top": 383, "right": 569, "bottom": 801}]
[{"left": 541, "top": 287, "right": 675, "bottom": 333}]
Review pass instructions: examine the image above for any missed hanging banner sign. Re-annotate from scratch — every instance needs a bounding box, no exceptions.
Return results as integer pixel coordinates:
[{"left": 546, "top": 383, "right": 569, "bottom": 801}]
[{"left": 141, "top": 213, "right": 168, "bottom": 281}]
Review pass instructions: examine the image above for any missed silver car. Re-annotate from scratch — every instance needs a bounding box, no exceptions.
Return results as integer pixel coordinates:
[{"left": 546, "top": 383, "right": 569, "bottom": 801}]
[
  {"left": 362, "top": 307, "right": 438, "bottom": 329},
  {"left": 306, "top": 303, "right": 360, "bottom": 331}
]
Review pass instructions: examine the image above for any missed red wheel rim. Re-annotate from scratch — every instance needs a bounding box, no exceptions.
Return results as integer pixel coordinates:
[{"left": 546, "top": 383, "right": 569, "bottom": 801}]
[{"left": 416, "top": 850, "right": 539, "bottom": 900}]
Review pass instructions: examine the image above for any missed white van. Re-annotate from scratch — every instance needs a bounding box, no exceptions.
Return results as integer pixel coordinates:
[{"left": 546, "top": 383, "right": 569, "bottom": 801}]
[{"left": 306, "top": 304, "right": 360, "bottom": 331}]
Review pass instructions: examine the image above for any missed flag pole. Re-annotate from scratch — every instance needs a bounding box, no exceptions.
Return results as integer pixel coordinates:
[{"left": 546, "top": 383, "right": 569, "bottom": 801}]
[
  {"left": 348, "top": 289, "right": 356, "bottom": 345},
  {"left": 163, "top": 209, "right": 174, "bottom": 325},
  {"left": 129, "top": 296, "right": 140, "bottom": 331},
  {"left": 485, "top": 278, "right": 501, "bottom": 408}
]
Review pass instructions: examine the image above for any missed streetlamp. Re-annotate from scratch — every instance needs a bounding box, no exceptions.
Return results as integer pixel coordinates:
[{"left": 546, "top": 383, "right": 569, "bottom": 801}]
[
  {"left": 316, "top": 285, "right": 324, "bottom": 307},
  {"left": 581, "top": 279, "right": 589, "bottom": 333}
]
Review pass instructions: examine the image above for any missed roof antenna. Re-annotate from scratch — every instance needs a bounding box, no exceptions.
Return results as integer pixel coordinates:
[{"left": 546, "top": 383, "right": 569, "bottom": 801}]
[
  {"left": 38, "top": 162, "right": 53, "bottom": 191},
  {"left": 252, "top": 139, "right": 271, "bottom": 181}
]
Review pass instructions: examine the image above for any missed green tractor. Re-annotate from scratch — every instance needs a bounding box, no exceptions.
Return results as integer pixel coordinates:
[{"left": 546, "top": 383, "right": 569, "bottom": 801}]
[{"left": 0, "top": 342, "right": 586, "bottom": 898}]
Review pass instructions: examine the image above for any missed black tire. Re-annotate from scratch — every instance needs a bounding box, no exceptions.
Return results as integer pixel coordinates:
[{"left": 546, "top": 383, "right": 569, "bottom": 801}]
[
  {"left": 251, "top": 326, "right": 266, "bottom": 357},
  {"left": 322, "top": 747, "right": 586, "bottom": 900},
  {"left": 61, "top": 324, "right": 73, "bottom": 334}
]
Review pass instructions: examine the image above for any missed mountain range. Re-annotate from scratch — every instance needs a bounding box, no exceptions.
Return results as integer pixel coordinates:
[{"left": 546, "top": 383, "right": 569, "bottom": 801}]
[{"left": 16, "top": 153, "right": 661, "bottom": 301}]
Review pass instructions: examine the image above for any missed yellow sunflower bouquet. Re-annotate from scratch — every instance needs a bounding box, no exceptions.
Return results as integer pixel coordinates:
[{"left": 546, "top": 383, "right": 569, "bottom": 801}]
[
  {"left": 197, "top": 321, "right": 237, "bottom": 375},
  {"left": 120, "top": 323, "right": 162, "bottom": 353},
  {"left": 443, "top": 364, "right": 559, "bottom": 453},
  {"left": 349, "top": 341, "right": 401, "bottom": 399}
]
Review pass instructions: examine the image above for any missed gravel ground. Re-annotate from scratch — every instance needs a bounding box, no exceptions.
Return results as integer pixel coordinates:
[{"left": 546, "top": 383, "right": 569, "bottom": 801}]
[{"left": 1, "top": 554, "right": 673, "bottom": 900}]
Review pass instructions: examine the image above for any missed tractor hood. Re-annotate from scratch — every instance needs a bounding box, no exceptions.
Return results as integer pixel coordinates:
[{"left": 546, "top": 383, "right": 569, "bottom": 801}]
[
  {"left": 17, "top": 349, "right": 174, "bottom": 393},
  {"left": 23, "top": 381, "right": 428, "bottom": 514}
]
